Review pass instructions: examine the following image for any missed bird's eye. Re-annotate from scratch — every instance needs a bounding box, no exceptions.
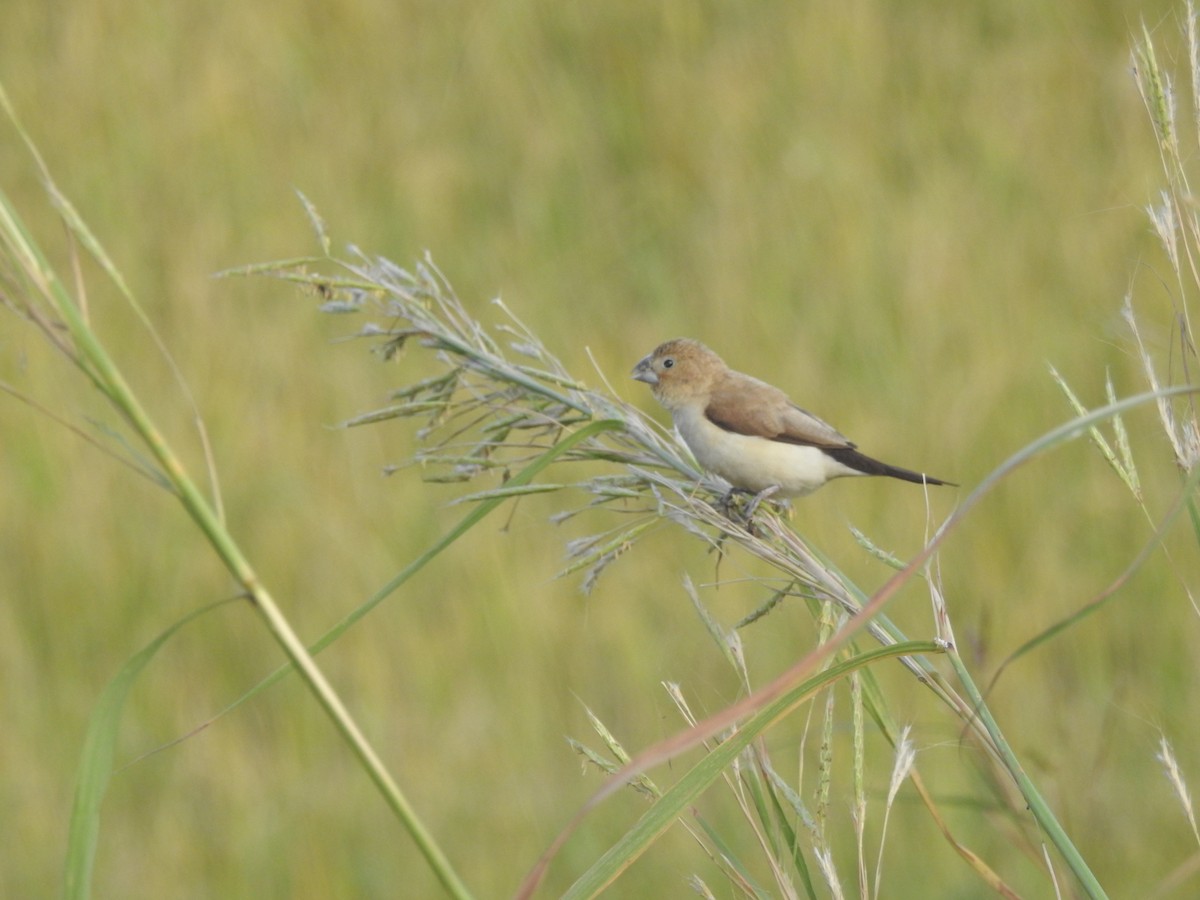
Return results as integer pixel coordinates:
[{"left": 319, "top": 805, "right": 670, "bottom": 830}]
[{"left": 663, "top": 358, "right": 674, "bottom": 369}]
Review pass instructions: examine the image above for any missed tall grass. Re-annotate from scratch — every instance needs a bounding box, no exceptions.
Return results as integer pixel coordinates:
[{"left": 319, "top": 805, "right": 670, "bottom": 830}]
[
  {"left": 234, "top": 209, "right": 1192, "bottom": 897},
  {"left": 6, "top": 138, "right": 1123, "bottom": 893},
  {"left": 0, "top": 92, "right": 471, "bottom": 900},
  {"left": 3, "top": 3, "right": 1200, "bottom": 898}
]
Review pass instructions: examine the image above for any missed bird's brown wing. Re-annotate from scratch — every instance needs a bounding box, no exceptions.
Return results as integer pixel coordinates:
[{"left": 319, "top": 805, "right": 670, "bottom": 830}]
[
  {"left": 704, "top": 373, "right": 854, "bottom": 449},
  {"left": 775, "top": 401, "right": 855, "bottom": 448}
]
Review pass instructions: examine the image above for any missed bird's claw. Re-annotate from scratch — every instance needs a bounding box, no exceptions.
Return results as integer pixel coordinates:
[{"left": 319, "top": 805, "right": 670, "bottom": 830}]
[
  {"left": 743, "top": 485, "right": 780, "bottom": 523},
  {"left": 717, "top": 485, "right": 781, "bottom": 532}
]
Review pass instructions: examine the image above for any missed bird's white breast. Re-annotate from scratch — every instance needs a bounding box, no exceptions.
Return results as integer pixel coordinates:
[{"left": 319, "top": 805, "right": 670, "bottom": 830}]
[{"left": 672, "top": 405, "right": 863, "bottom": 497}]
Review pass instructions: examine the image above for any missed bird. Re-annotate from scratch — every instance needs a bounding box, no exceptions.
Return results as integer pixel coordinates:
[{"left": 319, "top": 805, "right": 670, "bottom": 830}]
[{"left": 631, "top": 338, "right": 953, "bottom": 513}]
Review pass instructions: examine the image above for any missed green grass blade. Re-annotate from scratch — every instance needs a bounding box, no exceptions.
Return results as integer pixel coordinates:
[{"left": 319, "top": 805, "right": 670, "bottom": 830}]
[
  {"left": 559, "top": 641, "right": 940, "bottom": 899},
  {"left": 991, "top": 458, "right": 1200, "bottom": 682},
  {"left": 1, "top": 112, "right": 483, "bottom": 899},
  {"left": 285, "top": 419, "right": 623, "bottom": 654},
  {"left": 62, "top": 599, "right": 233, "bottom": 900},
  {"left": 947, "top": 648, "right": 1108, "bottom": 899},
  {"left": 691, "top": 815, "right": 771, "bottom": 899},
  {"left": 139, "top": 418, "right": 627, "bottom": 760}
]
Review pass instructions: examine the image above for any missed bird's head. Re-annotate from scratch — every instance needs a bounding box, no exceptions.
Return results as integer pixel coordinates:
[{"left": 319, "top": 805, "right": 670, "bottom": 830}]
[{"left": 631, "top": 338, "right": 726, "bottom": 410}]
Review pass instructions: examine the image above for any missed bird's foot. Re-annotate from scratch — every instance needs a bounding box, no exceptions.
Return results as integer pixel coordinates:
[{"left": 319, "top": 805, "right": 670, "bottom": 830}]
[
  {"left": 742, "top": 485, "right": 780, "bottom": 524},
  {"left": 717, "top": 485, "right": 781, "bottom": 532},
  {"left": 717, "top": 488, "right": 743, "bottom": 519}
]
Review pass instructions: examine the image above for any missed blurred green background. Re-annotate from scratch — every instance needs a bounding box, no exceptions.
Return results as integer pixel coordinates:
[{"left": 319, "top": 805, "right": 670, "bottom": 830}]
[{"left": 3, "top": 0, "right": 1197, "bottom": 896}]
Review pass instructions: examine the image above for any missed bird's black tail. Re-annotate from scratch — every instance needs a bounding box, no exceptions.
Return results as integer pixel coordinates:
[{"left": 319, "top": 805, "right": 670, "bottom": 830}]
[{"left": 825, "top": 447, "right": 955, "bottom": 487}]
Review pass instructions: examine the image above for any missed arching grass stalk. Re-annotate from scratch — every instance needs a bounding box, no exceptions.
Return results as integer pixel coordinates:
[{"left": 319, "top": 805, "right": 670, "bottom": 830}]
[{"left": 0, "top": 89, "right": 473, "bottom": 900}]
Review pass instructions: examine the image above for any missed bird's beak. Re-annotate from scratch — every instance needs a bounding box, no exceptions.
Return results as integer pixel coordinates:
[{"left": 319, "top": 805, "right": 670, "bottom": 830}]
[{"left": 631, "top": 355, "right": 658, "bottom": 385}]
